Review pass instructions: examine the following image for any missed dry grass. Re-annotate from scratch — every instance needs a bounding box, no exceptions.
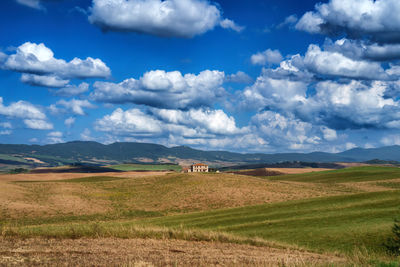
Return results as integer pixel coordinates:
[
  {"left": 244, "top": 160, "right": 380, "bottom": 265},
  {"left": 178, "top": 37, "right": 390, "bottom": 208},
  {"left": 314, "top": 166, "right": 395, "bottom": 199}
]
[
  {"left": 0, "top": 237, "right": 345, "bottom": 266},
  {"left": 0, "top": 171, "right": 374, "bottom": 221},
  {"left": 0, "top": 171, "right": 169, "bottom": 182}
]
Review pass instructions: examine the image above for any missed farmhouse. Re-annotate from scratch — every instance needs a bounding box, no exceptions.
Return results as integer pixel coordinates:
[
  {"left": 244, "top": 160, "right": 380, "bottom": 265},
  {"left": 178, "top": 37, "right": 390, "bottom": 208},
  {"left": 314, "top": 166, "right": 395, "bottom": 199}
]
[{"left": 189, "top": 163, "right": 209, "bottom": 173}]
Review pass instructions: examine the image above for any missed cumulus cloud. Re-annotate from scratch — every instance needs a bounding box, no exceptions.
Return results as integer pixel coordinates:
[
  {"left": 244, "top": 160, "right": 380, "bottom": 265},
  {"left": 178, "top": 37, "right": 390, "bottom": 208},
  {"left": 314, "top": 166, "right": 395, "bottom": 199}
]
[
  {"left": 240, "top": 69, "right": 308, "bottom": 111},
  {"left": 225, "top": 71, "right": 253, "bottom": 83},
  {"left": 46, "top": 131, "right": 64, "bottom": 143},
  {"left": 0, "top": 122, "right": 12, "bottom": 129},
  {"left": 381, "top": 134, "right": 400, "bottom": 146},
  {"left": 0, "top": 121, "right": 13, "bottom": 135},
  {"left": 64, "top": 117, "right": 75, "bottom": 127},
  {"left": 324, "top": 38, "right": 400, "bottom": 62},
  {"left": 50, "top": 99, "right": 96, "bottom": 115},
  {"left": 251, "top": 49, "right": 283, "bottom": 65},
  {"left": 296, "top": 0, "right": 400, "bottom": 43},
  {"left": 91, "top": 69, "right": 226, "bottom": 109},
  {"left": 52, "top": 82, "right": 89, "bottom": 97},
  {"left": 95, "top": 107, "right": 244, "bottom": 139},
  {"left": 250, "top": 111, "right": 321, "bottom": 151},
  {"left": 80, "top": 128, "right": 95, "bottom": 141},
  {"left": 303, "top": 44, "right": 387, "bottom": 80},
  {"left": 220, "top": 19, "right": 245, "bottom": 33},
  {"left": 21, "top": 74, "right": 70, "bottom": 88},
  {"left": 95, "top": 108, "right": 163, "bottom": 136},
  {"left": 0, "top": 97, "right": 53, "bottom": 130},
  {"left": 256, "top": 42, "right": 397, "bottom": 81},
  {"left": 321, "top": 126, "right": 338, "bottom": 141},
  {"left": 89, "top": 0, "right": 243, "bottom": 38},
  {"left": 277, "top": 14, "right": 298, "bottom": 29},
  {"left": 24, "top": 119, "right": 53, "bottom": 130},
  {"left": 151, "top": 108, "right": 244, "bottom": 135},
  {"left": 0, "top": 97, "right": 46, "bottom": 120},
  {"left": 1, "top": 42, "right": 110, "bottom": 88},
  {"left": 239, "top": 67, "right": 400, "bottom": 131},
  {"left": 3, "top": 42, "right": 110, "bottom": 78}
]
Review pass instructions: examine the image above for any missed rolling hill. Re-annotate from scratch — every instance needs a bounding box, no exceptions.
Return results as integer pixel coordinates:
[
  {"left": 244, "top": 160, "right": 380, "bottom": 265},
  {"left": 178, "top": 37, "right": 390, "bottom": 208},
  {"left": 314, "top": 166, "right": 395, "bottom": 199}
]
[{"left": 0, "top": 141, "right": 400, "bottom": 167}]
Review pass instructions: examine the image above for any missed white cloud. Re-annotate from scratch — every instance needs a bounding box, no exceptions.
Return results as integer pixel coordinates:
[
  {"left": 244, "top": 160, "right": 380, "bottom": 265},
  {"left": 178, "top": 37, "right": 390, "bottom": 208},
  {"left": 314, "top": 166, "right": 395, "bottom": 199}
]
[
  {"left": 80, "top": 128, "right": 95, "bottom": 141},
  {"left": 152, "top": 108, "right": 244, "bottom": 135},
  {"left": 345, "top": 142, "right": 357, "bottom": 150},
  {"left": 95, "top": 107, "right": 244, "bottom": 139},
  {"left": 89, "top": 0, "right": 242, "bottom": 38},
  {"left": 0, "top": 130, "right": 12, "bottom": 135},
  {"left": 48, "top": 131, "right": 62, "bottom": 137},
  {"left": 46, "top": 131, "right": 64, "bottom": 143},
  {"left": 325, "top": 38, "right": 400, "bottom": 61},
  {"left": 225, "top": 71, "right": 253, "bottom": 83},
  {"left": 52, "top": 82, "right": 89, "bottom": 97},
  {"left": 0, "top": 97, "right": 46, "bottom": 120},
  {"left": 240, "top": 69, "right": 308, "bottom": 111},
  {"left": 51, "top": 99, "right": 96, "bottom": 115},
  {"left": 0, "top": 122, "right": 12, "bottom": 129},
  {"left": 16, "top": 0, "right": 42, "bottom": 9},
  {"left": 91, "top": 69, "right": 226, "bottom": 109},
  {"left": 0, "top": 97, "right": 53, "bottom": 130},
  {"left": 250, "top": 111, "right": 320, "bottom": 150},
  {"left": 303, "top": 44, "right": 387, "bottom": 80},
  {"left": 239, "top": 64, "right": 400, "bottom": 131},
  {"left": 220, "top": 19, "right": 245, "bottom": 33},
  {"left": 95, "top": 108, "right": 163, "bottom": 136},
  {"left": 29, "top": 138, "right": 39, "bottom": 143},
  {"left": 277, "top": 14, "right": 298, "bottom": 29},
  {"left": 321, "top": 126, "right": 337, "bottom": 141},
  {"left": 21, "top": 74, "right": 70, "bottom": 88},
  {"left": 251, "top": 49, "right": 283, "bottom": 65},
  {"left": 64, "top": 117, "right": 75, "bottom": 127},
  {"left": 381, "top": 134, "right": 400, "bottom": 146},
  {"left": 296, "top": 0, "right": 400, "bottom": 43},
  {"left": 24, "top": 119, "right": 53, "bottom": 130},
  {"left": 2, "top": 42, "right": 110, "bottom": 87}
]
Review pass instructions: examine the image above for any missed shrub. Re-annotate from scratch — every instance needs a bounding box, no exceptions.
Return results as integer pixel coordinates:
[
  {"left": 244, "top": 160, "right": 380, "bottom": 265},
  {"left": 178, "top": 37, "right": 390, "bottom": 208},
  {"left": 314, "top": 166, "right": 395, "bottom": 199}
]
[
  {"left": 385, "top": 218, "right": 400, "bottom": 255},
  {"left": 9, "top": 168, "right": 29, "bottom": 174}
]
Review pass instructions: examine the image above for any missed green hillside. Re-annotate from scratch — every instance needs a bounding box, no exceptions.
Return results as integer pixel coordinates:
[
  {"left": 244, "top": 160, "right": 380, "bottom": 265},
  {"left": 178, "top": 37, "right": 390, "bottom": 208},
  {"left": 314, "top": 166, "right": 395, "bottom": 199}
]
[
  {"left": 269, "top": 166, "right": 400, "bottom": 183},
  {"left": 1, "top": 141, "right": 400, "bottom": 166}
]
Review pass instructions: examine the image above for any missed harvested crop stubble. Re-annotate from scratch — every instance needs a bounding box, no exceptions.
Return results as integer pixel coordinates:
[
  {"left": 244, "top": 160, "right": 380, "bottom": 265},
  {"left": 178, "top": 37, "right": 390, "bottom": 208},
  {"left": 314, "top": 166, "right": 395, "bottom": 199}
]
[{"left": 0, "top": 237, "right": 345, "bottom": 266}]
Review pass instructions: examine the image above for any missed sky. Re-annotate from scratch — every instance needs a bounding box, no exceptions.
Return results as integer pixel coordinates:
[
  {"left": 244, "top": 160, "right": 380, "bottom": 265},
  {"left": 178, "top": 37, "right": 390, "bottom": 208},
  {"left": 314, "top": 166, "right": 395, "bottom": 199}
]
[{"left": 1, "top": 0, "right": 400, "bottom": 153}]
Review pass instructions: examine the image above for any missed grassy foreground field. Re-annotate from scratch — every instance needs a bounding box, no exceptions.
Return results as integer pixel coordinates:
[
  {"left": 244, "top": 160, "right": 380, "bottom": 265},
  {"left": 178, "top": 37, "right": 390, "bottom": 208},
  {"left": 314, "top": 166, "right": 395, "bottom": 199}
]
[{"left": 1, "top": 166, "right": 400, "bottom": 265}]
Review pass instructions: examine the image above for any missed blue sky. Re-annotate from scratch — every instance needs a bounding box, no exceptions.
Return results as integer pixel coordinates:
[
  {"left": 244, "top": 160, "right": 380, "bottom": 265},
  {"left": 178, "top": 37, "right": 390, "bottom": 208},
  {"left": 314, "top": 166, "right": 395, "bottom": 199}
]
[{"left": 1, "top": 0, "right": 400, "bottom": 153}]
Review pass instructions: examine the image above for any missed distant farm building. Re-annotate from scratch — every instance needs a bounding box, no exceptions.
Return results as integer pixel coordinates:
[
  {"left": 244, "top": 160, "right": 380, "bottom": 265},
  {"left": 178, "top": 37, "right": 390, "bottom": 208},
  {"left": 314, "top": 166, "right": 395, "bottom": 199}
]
[{"left": 188, "top": 163, "right": 209, "bottom": 173}]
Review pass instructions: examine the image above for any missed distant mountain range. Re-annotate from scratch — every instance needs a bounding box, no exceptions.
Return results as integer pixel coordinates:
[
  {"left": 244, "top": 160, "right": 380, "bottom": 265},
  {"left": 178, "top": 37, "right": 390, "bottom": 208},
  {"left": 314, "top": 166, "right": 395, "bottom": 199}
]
[{"left": 0, "top": 141, "right": 399, "bottom": 167}]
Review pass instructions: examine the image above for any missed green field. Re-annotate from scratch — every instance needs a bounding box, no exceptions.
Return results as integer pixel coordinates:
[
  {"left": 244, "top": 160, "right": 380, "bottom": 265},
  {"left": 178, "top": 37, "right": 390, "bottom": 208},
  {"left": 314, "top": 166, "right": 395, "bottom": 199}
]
[
  {"left": 1, "top": 166, "right": 400, "bottom": 265},
  {"left": 269, "top": 166, "right": 400, "bottom": 183},
  {"left": 108, "top": 163, "right": 182, "bottom": 172},
  {"left": 138, "top": 190, "right": 400, "bottom": 255}
]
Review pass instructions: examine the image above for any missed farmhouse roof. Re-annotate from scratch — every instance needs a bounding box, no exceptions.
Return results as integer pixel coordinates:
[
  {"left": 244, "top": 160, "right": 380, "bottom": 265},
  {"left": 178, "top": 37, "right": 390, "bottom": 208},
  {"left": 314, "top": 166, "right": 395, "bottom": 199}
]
[{"left": 193, "top": 163, "right": 208, "bottom": 166}]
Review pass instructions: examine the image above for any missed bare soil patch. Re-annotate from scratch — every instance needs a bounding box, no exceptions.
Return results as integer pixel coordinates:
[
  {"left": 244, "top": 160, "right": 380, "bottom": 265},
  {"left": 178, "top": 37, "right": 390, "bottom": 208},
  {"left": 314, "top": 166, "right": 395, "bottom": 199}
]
[
  {"left": 23, "top": 158, "right": 45, "bottom": 164},
  {"left": 267, "top": 168, "right": 333, "bottom": 174},
  {"left": 0, "top": 171, "right": 169, "bottom": 182},
  {"left": 0, "top": 237, "right": 344, "bottom": 266}
]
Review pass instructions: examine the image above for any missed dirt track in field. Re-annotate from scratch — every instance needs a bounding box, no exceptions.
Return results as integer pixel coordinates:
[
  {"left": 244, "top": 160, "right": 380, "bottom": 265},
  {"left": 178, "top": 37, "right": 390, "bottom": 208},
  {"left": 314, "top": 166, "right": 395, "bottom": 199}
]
[{"left": 0, "top": 237, "right": 345, "bottom": 266}]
